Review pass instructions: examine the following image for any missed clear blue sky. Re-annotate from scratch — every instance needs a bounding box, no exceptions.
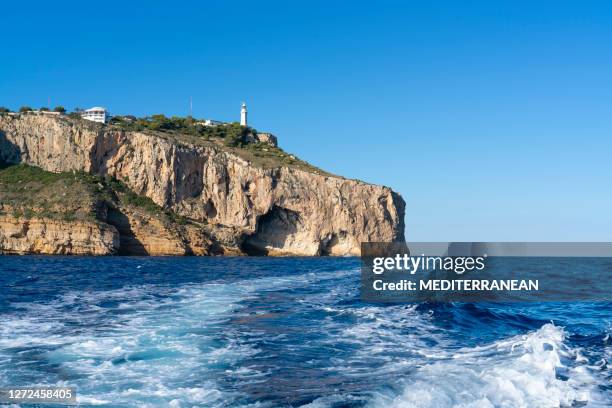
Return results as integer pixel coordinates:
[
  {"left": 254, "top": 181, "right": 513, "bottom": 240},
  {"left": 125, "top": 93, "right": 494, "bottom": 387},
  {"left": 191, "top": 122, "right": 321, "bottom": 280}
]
[{"left": 3, "top": 1, "right": 612, "bottom": 241}]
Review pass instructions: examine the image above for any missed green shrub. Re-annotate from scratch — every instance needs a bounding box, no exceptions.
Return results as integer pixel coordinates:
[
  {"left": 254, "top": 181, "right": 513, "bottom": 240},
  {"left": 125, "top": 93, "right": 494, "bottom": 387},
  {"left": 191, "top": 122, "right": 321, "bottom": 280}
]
[
  {"left": 19, "top": 106, "right": 33, "bottom": 113},
  {"left": 62, "top": 212, "right": 76, "bottom": 222},
  {"left": 53, "top": 106, "right": 66, "bottom": 113}
]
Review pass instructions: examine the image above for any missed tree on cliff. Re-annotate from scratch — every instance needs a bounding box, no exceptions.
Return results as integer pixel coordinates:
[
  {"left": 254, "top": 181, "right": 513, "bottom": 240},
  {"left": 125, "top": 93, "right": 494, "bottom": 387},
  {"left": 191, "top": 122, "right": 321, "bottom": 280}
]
[
  {"left": 53, "top": 106, "right": 66, "bottom": 113},
  {"left": 68, "top": 107, "right": 83, "bottom": 119},
  {"left": 0, "top": 107, "right": 9, "bottom": 113},
  {"left": 19, "top": 106, "right": 33, "bottom": 113},
  {"left": 40, "top": 107, "right": 49, "bottom": 112}
]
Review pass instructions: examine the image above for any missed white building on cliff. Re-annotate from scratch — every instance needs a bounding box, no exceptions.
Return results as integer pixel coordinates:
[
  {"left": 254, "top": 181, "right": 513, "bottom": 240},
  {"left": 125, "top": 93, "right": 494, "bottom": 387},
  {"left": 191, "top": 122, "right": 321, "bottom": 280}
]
[
  {"left": 81, "top": 107, "right": 109, "bottom": 123},
  {"left": 201, "top": 119, "right": 225, "bottom": 127}
]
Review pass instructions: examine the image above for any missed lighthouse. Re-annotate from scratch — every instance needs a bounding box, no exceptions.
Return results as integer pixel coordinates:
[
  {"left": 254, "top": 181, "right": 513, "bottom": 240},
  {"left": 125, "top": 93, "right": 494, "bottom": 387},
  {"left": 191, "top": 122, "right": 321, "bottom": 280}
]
[{"left": 240, "top": 102, "right": 247, "bottom": 127}]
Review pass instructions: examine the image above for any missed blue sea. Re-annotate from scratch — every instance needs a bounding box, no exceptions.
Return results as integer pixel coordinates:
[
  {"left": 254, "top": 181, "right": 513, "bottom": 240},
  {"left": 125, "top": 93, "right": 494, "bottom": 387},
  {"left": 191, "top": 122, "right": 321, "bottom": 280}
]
[{"left": 0, "top": 257, "right": 610, "bottom": 407}]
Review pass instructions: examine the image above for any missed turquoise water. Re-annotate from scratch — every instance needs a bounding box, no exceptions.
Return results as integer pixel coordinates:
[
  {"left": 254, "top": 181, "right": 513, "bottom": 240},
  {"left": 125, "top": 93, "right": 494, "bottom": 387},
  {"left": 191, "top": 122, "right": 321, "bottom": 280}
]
[{"left": 0, "top": 257, "right": 610, "bottom": 407}]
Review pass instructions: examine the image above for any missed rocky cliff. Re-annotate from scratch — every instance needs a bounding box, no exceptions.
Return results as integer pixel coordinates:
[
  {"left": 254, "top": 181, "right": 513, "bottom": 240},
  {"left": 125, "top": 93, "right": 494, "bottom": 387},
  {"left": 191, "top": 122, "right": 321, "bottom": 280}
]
[
  {"left": 0, "top": 213, "right": 118, "bottom": 255},
  {"left": 0, "top": 113, "right": 405, "bottom": 256}
]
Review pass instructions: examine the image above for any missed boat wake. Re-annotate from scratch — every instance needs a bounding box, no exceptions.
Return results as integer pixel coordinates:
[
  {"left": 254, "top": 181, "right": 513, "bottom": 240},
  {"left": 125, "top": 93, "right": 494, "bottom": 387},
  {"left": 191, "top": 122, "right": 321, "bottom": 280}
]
[{"left": 0, "top": 257, "right": 609, "bottom": 407}]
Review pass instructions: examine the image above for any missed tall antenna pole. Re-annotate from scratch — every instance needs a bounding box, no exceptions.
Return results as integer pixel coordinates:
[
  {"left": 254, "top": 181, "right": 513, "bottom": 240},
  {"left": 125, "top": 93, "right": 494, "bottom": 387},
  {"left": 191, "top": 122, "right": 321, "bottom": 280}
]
[{"left": 189, "top": 96, "right": 193, "bottom": 117}]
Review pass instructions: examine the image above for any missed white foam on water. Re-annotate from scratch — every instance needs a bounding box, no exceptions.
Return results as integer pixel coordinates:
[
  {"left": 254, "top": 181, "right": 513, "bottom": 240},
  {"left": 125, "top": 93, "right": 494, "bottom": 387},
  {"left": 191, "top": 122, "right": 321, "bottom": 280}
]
[
  {"left": 314, "top": 303, "right": 450, "bottom": 379},
  {"left": 302, "top": 298, "right": 610, "bottom": 408},
  {"left": 366, "top": 323, "right": 608, "bottom": 408},
  {"left": 2, "top": 264, "right": 608, "bottom": 408},
  {"left": 0, "top": 279, "right": 264, "bottom": 407},
  {"left": 0, "top": 268, "right": 357, "bottom": 407}
]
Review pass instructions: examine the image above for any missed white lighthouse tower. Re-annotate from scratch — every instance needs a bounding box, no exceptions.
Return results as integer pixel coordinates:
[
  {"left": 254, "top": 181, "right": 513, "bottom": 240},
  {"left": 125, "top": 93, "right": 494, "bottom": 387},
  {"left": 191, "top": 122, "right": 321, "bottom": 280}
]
[{"left": 240, "top": 102, "right": 247, "bottom": 127}]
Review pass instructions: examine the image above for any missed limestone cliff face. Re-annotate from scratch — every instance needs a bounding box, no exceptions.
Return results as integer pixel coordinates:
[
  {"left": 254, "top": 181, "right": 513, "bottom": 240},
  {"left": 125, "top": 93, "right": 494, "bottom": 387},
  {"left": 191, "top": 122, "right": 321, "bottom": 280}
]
[
  {"left": 0, "top": 214, "right": 118, "bottom": 255},
  {"left": 0, "top": 114, "right": 405, "bottom": 256},
  {"left": 0, "top": 205, "right": 216, "bottom": 256},
  {"left": 104, "top": 206, "right": 214, "bottom": 256}
]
